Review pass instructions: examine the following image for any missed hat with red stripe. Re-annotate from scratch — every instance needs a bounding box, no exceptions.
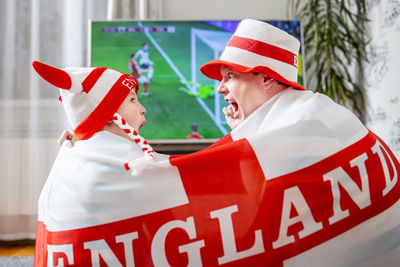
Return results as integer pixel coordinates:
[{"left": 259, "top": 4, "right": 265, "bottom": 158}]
[
  {"left": 200, "top": 19, "right": 305, "bottom": 91},
  {"left": 32, "top": 61, "right": 139, "bottom": 141}
]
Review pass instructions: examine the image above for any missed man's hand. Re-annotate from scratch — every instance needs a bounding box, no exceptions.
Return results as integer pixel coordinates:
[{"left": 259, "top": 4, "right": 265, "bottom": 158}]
[
  {"left": 57, "top": 130, "right": 76, "bottom": 147},
  {"left": 222, "top": 105, "right": 241, "bottom": 130}
]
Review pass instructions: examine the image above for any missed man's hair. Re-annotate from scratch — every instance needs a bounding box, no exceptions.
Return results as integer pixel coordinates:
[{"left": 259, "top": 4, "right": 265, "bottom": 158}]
[{"left": 276, "top": 81, "right": 288, "bottom": 86}]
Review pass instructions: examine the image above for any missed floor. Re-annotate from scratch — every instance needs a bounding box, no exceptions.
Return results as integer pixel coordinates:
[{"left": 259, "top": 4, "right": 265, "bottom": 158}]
[{"left": 0, "top": 242, "right": 35, "bottom": 257}]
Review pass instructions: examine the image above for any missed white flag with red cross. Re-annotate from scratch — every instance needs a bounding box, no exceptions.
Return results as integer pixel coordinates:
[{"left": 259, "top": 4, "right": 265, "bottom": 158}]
[{"left": 34, "top": 89, "right": 400, "bottom": 267}]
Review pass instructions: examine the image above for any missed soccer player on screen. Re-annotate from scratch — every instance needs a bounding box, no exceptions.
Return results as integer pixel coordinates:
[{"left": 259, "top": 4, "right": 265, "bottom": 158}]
[
  {"left": 185, "top": 123, "right": 204, "bottom": 139},
  {"left": 133, "top": 43, "right": 154, "bottom": 81},
  {"left": 129, "top": 53, "right": 151, "bottom": 97}
]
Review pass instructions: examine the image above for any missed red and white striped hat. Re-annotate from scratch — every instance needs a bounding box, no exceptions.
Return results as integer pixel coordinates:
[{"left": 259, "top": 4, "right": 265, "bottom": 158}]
[
  {"left": 32, "top": 61, "right": 139, "bottom": 141},
  {"left": 200, "top": 19, "right": 305, "bottom": 91},
  {"left": 33, "top": 61, "right": 155, "bottom": 175}
]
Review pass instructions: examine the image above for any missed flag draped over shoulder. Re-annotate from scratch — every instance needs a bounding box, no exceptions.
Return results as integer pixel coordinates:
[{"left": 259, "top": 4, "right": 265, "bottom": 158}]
[{"left": 35, "top": 89, "right": 400, "bottom": 267}]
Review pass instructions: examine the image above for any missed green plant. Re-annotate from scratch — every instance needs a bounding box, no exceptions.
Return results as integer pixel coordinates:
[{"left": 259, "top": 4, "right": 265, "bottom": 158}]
[{"left": 289, "top": 0, "right": 369, "bottom": 119}]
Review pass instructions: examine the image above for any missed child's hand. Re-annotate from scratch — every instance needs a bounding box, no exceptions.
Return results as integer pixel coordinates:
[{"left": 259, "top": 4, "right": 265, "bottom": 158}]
[{"left": 57, "top": 130, "right": 76, "bottom": 147}]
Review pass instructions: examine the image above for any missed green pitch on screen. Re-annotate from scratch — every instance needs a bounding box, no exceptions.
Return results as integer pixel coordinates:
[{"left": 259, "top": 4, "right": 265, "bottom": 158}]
[{"left": 91, "top": 21, "right": 228, "bottom": 140}]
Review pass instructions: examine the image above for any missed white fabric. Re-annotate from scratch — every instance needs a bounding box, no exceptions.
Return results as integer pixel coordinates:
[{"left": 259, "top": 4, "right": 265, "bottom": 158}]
[
  {"left": 35, "top": 87, "right": 400, "bottom": 266},
  {"left": 38, "top": 131, "right": 188, "bottom": 231},
  {"left": 284, "top": 198, "right": 400, "bottom": 267},
  {"left": 226, "top": 88, "right": 400, "bottom": 266},
  {"left": 231, "top": 88, "right": 368, "bottom": 179}
]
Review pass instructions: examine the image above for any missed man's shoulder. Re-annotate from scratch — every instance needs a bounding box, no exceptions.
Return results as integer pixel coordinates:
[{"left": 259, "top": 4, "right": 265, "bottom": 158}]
[
  {"left": 279, "top": 89, "right": 360, "bottom": 122},
  {"left": 233, "top": 88, "right": 367, "bottom": 144}
]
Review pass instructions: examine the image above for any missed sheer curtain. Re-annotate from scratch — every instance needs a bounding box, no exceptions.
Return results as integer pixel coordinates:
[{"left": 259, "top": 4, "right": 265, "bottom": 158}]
[
  {"left": 0, "top": 0, "right": 108, "bottom": 240},
  {"left": 365, "top": 0, "right": 400, "bottom": 160}
]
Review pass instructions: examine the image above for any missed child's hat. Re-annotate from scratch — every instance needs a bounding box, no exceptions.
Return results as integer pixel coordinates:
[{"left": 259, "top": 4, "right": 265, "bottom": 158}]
[
  {"left": 200, "top": 19, "right": 305, "bottom": 91},
  {"left": 32, "top": 61, "right": 139, "bottom": 140}
]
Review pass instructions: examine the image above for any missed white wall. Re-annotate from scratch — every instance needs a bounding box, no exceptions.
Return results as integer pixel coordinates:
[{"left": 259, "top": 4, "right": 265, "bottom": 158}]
[{"left": 160, "top": 0, "right": 292, "bottom": 20}]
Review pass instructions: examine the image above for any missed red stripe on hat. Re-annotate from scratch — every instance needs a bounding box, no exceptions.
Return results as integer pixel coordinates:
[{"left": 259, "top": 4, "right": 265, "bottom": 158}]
[
  {"left": 227, "top": 36, "right": 298, "bottom": 67},
  {"left": 74, "top": 74, "right": 131, "bottom": 140},
  {"left": 82, "top": 67, "right": 107, "bottom": 93}
]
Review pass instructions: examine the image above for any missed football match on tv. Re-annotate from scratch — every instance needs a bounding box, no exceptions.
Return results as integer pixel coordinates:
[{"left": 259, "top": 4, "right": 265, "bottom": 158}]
[{"left": 90, "top": 20, "right": 303, "bottom": 140}]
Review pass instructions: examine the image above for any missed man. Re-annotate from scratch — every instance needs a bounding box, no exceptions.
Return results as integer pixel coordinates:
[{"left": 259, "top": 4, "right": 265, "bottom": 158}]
[
  {"left": 199, "top": 19, "right": 400, "bottom": 266},
  {"left": 48, "top": 19, "right": 400, "bottom": 266},
  {"left": 200, "top": 19, "right": 372, "bottom": 168},
  {"left": 201, "top": 19, "right": 306, "bottom": 132}
]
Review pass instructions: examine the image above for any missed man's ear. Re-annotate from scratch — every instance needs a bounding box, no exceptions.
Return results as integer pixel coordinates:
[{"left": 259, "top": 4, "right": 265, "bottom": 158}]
[{"left": 262, "top": 76, "right": 276, "bottom": 89}]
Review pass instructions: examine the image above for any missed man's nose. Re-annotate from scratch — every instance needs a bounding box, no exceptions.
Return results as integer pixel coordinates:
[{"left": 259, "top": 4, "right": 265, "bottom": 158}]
[{"left": 217, "top": 82, "right": 227, "bottom": 94}]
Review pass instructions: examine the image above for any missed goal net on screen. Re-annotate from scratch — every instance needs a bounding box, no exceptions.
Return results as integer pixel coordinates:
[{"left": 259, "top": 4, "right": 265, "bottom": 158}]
[{"left": 190, "top": 28, "right": 232, "bottom": 126}]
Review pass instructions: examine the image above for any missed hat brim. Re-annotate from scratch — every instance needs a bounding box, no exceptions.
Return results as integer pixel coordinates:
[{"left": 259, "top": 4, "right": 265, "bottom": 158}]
[{"left": 200, "top": 60, "right": 306, "bottom": 91}]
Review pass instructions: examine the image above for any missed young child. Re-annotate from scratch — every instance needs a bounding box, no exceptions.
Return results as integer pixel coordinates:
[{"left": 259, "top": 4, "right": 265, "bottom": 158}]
[
  {"left": 33, "top": 61, "right": 154, "bottom": 173},
  {"left": 32, "top": 62, "right": 188, "bottom": 266}
]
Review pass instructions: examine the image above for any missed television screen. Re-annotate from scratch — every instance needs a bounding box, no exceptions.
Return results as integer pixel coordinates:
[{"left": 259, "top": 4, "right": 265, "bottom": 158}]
[{"left": 89, "top": 20, "right": 304, "bottom": 141}]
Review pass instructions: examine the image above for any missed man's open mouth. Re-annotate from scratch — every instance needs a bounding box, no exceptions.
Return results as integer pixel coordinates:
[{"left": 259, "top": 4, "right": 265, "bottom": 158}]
[{"left": 228, "top": 100, "right": 239, "bottom": 118}]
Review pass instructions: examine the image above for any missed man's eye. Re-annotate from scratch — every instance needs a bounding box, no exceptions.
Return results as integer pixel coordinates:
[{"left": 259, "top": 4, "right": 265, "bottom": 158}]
[
  {"left": 228, "top": 73, "right": 234, "bottom": 79},
  {"left": 130, "top": 98, "right": 136, "bottom": 102}
]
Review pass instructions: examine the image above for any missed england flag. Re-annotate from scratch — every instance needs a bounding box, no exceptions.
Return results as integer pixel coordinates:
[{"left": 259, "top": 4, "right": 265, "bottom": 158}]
[{"left": 35, "top": 89, "right": 400, "bottom": 267}]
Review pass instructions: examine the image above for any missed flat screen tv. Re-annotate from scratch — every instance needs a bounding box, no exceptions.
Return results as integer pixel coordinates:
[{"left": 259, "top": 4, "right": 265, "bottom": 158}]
[{"left": 88, "top": 20, "right": 305, "bottom": 144}]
